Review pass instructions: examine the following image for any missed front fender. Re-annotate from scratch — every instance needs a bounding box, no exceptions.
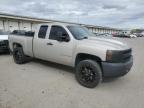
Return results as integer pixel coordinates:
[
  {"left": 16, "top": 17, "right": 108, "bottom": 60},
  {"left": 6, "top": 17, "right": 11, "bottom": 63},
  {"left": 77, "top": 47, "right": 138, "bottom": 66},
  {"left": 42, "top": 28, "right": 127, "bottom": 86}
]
[{"left": 72, "top": 45, "right": 107, "bottom": 66}]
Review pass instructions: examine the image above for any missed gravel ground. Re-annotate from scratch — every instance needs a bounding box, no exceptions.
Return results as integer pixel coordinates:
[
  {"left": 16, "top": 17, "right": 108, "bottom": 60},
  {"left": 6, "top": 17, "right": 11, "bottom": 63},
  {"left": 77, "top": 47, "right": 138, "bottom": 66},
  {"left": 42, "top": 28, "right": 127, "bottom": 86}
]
[{"left": 0, "top": 37, "right": 144, "bottom": 108}]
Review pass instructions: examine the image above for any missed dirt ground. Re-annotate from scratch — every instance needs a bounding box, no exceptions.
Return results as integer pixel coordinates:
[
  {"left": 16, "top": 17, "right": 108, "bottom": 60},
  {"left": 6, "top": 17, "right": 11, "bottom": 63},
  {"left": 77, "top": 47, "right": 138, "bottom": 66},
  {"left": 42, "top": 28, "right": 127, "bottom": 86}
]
[{"left": 0, "top": 37, "right": 144, "bottom": 108}]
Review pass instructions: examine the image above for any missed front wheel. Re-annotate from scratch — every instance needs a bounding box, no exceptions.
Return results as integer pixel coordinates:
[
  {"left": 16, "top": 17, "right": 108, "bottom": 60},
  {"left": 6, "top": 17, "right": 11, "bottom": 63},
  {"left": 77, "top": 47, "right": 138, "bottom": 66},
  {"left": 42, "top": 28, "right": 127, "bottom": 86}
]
[{"left": 75, "top": 60, "right": 102, "bottom": 88}]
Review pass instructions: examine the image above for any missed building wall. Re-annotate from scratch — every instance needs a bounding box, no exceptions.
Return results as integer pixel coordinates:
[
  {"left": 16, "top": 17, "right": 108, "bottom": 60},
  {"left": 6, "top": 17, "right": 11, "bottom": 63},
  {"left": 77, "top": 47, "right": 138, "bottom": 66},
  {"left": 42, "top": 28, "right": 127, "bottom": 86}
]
[
  {"left": 0, "top": 19, "right": 34, "bottom": 32},
  {"left": 22, "top": 22, "right": 31, "bottom": 31},
  {"left": 8, "top": 21, "right": 19, "bottom": 32},
  {"left": 87, "top": 27, "right": 120, "bottom": 34},
  {"left": 0, "top": 18, "right": 121, "bottom": 33},
  {"left": 0, "top": 20, "right": 3, "bottom": 30}
]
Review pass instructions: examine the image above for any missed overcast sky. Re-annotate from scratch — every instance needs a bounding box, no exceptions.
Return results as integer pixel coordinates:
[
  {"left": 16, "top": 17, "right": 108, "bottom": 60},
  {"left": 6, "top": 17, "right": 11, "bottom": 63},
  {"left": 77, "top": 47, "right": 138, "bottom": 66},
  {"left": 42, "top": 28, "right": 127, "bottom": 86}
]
[{"left": 0, "top": 0, "right": 144, "bottom": 29}]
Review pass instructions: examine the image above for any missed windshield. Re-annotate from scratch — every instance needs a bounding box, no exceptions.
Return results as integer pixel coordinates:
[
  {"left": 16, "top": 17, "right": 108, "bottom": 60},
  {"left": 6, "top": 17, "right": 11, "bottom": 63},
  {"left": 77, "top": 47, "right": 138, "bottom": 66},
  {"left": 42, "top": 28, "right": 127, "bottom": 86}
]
[{"left": 67, "top": 25, "right": 95, "bottom": 40}]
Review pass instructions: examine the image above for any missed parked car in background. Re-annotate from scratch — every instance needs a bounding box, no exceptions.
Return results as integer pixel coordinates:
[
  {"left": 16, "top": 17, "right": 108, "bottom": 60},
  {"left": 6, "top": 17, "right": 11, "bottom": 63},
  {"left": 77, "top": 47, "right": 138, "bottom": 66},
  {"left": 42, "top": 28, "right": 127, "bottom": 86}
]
[
  {"left": 0, "top": 30, "right": 10, "bottom": 53},
  {"left": 104, "top": 33, "right": 113, "bottom": 37},
  {"left": 112, "top": 32, "right": 125, "bottom": 38},
  {"left": 129, "top": 34, "right": 137, "bottom": 38},
  {"left": 133, "top": 33, "right": 143, "bottom": 37},
  {"left": 141, "top": 32, "right": 144, "bottom": 37},
  {"left": 95, "top": 33, "right": 113, "bottom": 38},
  {"left": 94, "top": 33, "right": 101, "bottom": 37},
  {"left": 9, "top": 22, "right": 133, "bottom": 88}
]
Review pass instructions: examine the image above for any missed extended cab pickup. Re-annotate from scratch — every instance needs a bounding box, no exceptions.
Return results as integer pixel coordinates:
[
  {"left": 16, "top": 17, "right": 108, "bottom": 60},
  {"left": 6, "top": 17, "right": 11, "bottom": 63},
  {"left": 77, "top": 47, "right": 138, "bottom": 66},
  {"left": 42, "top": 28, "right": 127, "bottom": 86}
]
[{"left": 9, "top": 23, "right": 133, "bottom": 88}]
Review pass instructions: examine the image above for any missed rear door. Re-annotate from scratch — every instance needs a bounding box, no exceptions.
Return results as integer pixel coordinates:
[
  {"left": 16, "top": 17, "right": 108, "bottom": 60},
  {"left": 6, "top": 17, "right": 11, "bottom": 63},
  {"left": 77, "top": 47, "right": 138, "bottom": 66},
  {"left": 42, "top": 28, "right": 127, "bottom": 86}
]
[{"left": 33, "top": 25, "right": 51, "bottom": 60}]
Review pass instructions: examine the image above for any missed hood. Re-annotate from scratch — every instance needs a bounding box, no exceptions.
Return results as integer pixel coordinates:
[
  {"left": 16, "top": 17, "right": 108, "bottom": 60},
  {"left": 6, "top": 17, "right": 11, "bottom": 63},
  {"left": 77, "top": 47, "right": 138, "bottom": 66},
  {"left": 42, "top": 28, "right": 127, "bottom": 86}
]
[
  {"left": 0, "top": 35, "right": 8, "bottom": 40},
  {"left": 79, "top": 36, "right": 130, "bottom": 51}
]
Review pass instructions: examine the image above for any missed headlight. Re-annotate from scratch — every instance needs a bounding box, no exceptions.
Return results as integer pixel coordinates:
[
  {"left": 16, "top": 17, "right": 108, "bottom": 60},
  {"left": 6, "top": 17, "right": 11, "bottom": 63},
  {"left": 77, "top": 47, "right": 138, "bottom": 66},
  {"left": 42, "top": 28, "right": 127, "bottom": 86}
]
[
  {"left": 106, "top": 50, "right": 113, "bottom": 61},
  {"left": 106, "top": 50, "right": 122, "bottom": 62}
]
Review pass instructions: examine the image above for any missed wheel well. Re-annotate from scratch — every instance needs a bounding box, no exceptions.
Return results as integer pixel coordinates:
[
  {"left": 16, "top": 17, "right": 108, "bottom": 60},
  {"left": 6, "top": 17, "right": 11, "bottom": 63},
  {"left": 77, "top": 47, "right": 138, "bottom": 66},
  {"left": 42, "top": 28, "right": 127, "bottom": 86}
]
[
  {"left": 13, "top": 43, "right": 22, "bottom": 49},
  {"left": 75, "top": 53, "right": 102, "bottom": 65},
  {"left": 75, "top": 53, "right": 102, "bottom": 70}
]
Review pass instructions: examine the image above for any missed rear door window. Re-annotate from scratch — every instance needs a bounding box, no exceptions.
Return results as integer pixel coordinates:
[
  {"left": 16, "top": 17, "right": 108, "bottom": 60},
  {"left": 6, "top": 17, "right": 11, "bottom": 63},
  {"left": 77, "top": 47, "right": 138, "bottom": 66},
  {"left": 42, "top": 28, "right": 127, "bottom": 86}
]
[{"left": 38, "top": 25, "right": 48, "bottom": 39}]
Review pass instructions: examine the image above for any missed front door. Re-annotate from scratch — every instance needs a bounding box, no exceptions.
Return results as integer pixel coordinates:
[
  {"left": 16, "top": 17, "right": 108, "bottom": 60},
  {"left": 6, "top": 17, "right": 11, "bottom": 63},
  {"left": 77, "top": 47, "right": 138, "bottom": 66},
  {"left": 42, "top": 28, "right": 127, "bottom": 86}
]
[{"left": 46, "top": 25, "right": 74, "bottom": 65}]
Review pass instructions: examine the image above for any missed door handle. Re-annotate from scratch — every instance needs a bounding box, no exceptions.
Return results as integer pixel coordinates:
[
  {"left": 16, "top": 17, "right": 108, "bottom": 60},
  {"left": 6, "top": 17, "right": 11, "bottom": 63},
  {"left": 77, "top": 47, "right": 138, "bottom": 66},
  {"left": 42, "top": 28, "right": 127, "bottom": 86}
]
[{"left": 47, "top": 42, "right": 53, "bottom": 45}]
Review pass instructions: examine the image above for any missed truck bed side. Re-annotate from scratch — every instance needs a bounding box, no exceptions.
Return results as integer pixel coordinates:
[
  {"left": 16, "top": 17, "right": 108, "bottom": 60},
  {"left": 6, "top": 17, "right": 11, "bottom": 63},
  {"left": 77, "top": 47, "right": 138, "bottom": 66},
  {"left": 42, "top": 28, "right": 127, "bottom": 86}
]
[{"left": 9, "top": 34, "right": 34, "bottom": 57}]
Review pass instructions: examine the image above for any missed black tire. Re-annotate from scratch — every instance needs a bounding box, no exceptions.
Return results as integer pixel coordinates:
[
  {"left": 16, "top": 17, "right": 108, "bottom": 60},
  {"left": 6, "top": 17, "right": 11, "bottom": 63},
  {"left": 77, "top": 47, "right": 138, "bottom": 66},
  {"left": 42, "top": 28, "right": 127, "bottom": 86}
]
[
  {"left": 13, "top": 47, "right": 26, "bottom": 64},
  {"left": 75, "top": 60, "right": 102, "bottom": 88}
]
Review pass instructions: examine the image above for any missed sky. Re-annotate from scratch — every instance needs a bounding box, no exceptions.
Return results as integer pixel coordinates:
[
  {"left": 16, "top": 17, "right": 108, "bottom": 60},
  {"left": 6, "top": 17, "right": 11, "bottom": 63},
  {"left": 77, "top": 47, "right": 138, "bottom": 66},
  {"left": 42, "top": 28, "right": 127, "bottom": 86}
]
[{"left": 0, "top": 0, "right": 144, "bottom": 29}]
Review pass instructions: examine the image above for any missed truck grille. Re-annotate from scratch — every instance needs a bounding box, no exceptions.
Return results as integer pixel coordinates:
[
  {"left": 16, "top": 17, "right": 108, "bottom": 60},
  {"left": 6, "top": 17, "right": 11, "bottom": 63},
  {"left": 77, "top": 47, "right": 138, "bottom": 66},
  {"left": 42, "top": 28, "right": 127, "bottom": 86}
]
[
  {"left": 121, "top": 48, "right": 132, "bottom": 62},
  {"left": 107, "top": 48, "right": 132, "bottom": 63}
]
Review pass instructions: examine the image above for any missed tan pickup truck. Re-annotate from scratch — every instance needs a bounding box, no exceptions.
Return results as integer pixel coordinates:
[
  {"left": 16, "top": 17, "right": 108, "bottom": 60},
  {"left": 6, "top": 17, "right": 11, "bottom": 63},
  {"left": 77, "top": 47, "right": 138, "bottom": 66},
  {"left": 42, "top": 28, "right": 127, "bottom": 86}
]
[{"left": 9, "top": 22, "right": 133, "bottom": 88}]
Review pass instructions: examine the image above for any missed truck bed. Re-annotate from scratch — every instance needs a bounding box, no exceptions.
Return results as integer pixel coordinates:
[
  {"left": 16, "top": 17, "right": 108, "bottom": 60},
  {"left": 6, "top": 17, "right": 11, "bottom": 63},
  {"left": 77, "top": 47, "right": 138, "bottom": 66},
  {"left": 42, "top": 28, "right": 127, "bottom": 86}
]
[{"left": 9, "top": 33, "right": 34, "bottom": 57}]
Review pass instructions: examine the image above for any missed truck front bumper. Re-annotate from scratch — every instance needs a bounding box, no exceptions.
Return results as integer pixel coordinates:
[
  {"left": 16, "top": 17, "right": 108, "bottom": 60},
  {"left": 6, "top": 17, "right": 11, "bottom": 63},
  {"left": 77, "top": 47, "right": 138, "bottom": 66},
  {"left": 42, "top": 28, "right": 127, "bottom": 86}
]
[{"left": 102, "top": 56, "right": 133, "bottom": 77}]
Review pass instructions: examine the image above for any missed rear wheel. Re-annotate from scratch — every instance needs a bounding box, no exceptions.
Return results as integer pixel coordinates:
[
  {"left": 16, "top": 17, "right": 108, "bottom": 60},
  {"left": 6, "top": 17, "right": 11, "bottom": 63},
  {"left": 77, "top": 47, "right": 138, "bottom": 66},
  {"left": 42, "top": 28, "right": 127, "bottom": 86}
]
[
  {"left": 13, "top": 47, "right": 26, "bottom": 64},
  {"left": 75, "top": 60, "right": 102, "bottom": 88}
]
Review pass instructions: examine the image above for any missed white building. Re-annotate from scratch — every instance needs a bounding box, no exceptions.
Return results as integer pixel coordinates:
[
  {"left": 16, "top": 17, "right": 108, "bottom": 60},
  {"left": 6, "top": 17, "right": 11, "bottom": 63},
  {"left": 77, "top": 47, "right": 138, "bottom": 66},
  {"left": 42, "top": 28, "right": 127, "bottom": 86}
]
[{"left": 0, "top": 12, "right": 122, "bottom": 33}]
